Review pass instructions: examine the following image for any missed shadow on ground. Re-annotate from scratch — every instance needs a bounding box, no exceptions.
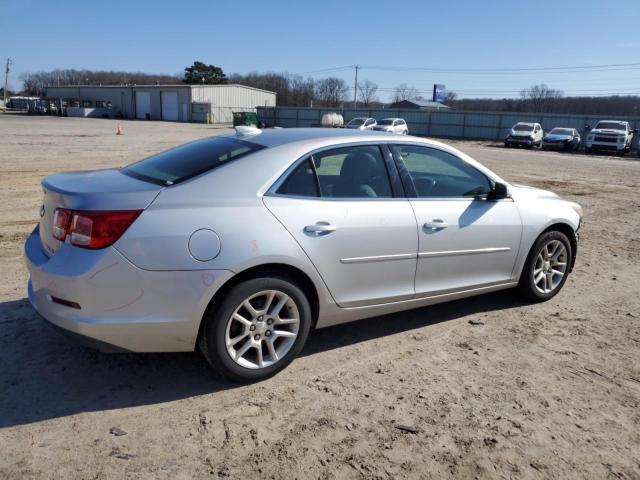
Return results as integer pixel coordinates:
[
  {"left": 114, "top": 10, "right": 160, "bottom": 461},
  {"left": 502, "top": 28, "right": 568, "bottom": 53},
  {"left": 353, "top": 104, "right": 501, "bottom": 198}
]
[{"left": 0, "top": 291, "right": 526, "bottom": 428}]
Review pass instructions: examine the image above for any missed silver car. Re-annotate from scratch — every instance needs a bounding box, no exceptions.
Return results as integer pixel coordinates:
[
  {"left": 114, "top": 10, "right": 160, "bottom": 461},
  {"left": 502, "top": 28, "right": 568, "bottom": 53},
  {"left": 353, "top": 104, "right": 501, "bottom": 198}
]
[{"left": 25, "top": 128, "right": 582, "bottom": 382}]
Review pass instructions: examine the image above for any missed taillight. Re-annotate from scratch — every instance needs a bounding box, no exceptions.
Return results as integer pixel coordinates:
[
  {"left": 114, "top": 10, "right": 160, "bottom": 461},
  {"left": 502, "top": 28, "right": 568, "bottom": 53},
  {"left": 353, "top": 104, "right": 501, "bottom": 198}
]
[
  {"left": 52, "top": 208, "right": 141, "bottom": 249},
  {"left": 52, "top": 208, "right": 72, "bottom": 241}
]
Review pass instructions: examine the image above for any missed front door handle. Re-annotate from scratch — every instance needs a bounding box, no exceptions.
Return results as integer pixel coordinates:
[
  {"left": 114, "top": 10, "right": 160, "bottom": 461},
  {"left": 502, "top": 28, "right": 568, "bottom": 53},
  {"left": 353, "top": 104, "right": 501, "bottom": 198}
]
[
  {"left": 304, "top": 222, "right": 337, "bottom": 236},
  {"left": 423, "top": 220, "right": 448, "bottom": 230}
]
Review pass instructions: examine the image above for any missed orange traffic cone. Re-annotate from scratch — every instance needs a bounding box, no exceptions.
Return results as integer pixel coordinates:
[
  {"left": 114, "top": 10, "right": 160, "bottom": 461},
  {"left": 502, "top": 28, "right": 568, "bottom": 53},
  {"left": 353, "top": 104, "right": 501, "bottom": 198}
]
[{"left": 116, "top": 124, "right": 124, "bottom": 135}]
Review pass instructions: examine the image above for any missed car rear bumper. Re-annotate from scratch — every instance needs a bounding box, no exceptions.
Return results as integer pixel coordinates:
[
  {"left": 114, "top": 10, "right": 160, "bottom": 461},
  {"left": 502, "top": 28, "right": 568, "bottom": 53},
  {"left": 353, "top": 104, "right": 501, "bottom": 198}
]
[{"left": 24, "top": 226, "right": 234, "bottom": 352}]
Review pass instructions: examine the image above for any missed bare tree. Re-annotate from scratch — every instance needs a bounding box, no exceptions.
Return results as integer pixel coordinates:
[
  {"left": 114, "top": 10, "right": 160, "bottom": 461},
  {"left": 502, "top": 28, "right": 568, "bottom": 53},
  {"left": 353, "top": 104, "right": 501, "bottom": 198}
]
[
  {"left": 520, "top": 84, "right": 563, "bottom": 113},
  {"left": 358, "top": 79, "right": 378, "bottom": 106},
  {"left": 315, "top": 77, "right": 349, "bottom": 107},
  {"left": 393, "top": 83, "right": 419, "bottom": 103},
  {"left": 444, "top": 91, "right": 458, "bottom": 102}
]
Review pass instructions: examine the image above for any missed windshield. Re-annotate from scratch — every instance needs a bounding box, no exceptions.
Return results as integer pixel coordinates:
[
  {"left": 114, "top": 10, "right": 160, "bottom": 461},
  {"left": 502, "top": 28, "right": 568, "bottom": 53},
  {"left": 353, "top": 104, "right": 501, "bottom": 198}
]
[
  {"left": 347, "top": 118, "right": 365, "bottom": 126},
  {"left": 122, "top": 137, "right": 264, "bottom": 185},
  {"left": 595, "top": 121, "right": 625, "bottom": 131},
  {"left": 513, "top": 124, "right": 534, "bottom": 132},
  {"left": 549, "top": 128, "right": 573, "bottom": 135},
  {"left": 379, "top": 119, "right": 394, "bottom": 125}
]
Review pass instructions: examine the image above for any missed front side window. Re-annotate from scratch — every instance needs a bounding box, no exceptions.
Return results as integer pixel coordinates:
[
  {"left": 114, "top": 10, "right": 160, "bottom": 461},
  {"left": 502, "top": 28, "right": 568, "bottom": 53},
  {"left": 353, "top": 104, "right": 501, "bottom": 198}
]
[
  {"left": 276, "top": 145, "right": 393, "bottom": 199},
  {"left": 391, "top": 145, "right": 492, "bottom": 198}
]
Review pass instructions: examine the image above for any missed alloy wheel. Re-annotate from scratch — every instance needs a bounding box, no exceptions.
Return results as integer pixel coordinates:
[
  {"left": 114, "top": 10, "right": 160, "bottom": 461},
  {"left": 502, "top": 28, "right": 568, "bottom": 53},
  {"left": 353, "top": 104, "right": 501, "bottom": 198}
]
[
  {"left": 224, "top": 290, "right": 300, "bottom": 369},
  {"left": 533, "top": 240, "right": 567, "bottom": 294}
]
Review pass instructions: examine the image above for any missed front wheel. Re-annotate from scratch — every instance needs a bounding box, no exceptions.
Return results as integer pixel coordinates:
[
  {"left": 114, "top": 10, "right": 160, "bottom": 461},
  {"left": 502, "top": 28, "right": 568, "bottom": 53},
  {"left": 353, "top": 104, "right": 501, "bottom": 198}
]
[
  {"left": 199, "top": 276, "right": 312, "bottom": 382},
  {"left": 518, "top": 231, "right": 573, "bottom": 302}
]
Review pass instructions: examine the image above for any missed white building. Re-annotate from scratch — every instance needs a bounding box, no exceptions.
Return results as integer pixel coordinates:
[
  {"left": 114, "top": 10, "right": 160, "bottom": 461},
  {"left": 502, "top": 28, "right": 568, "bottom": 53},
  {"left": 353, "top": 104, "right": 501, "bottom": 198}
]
[{"left": 44, "top": 84, "right": 276, "bottom": 123}]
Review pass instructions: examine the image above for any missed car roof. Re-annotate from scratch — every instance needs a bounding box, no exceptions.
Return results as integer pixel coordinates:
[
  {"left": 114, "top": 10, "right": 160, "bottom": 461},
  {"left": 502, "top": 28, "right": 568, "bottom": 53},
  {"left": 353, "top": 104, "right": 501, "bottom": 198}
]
[{"left": 235, "top": 127, "right": 402, "bottom": 148}]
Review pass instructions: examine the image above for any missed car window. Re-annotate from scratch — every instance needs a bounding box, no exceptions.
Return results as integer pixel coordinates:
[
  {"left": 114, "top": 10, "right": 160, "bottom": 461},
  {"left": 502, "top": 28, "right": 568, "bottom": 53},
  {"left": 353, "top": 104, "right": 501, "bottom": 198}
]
[
  {"left": 398, "top": 120, "right": 405, "bottom": 126},
  {"left": 123, "top": 137, "right": 264, "bottom": 185},
  {"left": 391, "top": 145, "right": 492, "bottom": 198},
  {"left": 276, "top": 159, "right": 319, "bottom": 197},
  {"left": 313, "top": 145, "right": 392, "bottom": 198}
]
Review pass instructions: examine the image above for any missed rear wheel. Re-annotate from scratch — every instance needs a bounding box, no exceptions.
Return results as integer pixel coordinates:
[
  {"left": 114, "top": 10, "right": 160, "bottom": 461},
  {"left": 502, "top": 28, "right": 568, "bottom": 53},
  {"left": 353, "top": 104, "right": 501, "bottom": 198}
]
[
  {"left": 585, "top": 147, "right": 593, "bottom": 154},
  {"left": 518, "top": 230, "right": 572, "bottom": 302},
  {"left": 199, "top": 276, "right": 312, "bottom": 382}
]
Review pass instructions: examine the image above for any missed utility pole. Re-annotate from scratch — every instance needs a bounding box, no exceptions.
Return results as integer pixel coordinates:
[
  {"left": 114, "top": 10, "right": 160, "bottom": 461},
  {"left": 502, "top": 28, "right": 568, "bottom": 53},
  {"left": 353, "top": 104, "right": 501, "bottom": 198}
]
[
  {"left": 353, "top": 65, "right": 359, "bottom": 108},
  {"left": 3, "top": 58, "right": 12, "bottom": 105}
]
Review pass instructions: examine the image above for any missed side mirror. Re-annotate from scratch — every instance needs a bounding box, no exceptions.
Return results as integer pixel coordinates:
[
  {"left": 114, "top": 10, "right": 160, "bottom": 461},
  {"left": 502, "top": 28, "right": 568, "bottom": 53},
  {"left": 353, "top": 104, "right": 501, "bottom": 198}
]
[{"left": 488, "top": 182, "right": 509, "bottom": 200}]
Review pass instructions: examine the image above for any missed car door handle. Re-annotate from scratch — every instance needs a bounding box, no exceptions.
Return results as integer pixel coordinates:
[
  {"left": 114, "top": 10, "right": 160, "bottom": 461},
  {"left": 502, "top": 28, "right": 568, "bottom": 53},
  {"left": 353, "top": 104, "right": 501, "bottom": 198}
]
[
  {"left": 304, "top": 222, "right": 337, "bottom": 236},
  {"left": 423, "top": 220, "right": 448, "bottom": 230}
]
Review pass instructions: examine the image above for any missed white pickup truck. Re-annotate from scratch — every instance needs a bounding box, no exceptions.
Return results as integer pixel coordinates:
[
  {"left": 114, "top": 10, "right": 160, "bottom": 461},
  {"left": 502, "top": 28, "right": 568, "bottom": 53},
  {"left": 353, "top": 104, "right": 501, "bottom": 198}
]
[{"left": 584, "top": 120, "right": 637, "bottom": 156}]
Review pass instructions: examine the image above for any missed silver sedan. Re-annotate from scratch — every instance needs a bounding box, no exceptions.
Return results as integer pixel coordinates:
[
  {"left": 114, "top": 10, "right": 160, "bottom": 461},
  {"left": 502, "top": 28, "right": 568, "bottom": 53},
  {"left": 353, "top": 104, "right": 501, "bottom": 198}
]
[{"left": 25, "top": 128, "right": 582, "bottom": 382}]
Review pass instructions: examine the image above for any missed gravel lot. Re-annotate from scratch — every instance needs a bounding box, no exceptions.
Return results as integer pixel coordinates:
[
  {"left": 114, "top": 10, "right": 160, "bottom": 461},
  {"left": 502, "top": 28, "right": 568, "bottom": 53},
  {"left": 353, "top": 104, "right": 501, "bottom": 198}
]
[{"left": 1, "top": 114, "right": 639, "bottom": 479}]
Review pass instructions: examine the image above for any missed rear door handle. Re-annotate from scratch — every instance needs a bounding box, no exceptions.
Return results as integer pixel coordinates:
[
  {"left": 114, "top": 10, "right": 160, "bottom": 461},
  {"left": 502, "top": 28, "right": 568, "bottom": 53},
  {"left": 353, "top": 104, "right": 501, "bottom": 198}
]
[
  {"left": 423, "top": 220, "right": 448, "bottom": 230},
  {"left": 304, "top": 222, "right": 337, "bottom": 236}
]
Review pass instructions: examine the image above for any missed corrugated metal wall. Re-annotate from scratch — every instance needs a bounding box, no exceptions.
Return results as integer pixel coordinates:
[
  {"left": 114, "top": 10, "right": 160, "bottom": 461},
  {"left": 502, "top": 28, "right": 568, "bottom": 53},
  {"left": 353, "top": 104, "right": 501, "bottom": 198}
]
[
  {"left": 46, "top": 85, "right": 276, "bottom": 123},
  {"left": 257, "top": 106, "right": 640, "bottom": 143},
  {"left": 191, "top": 85, "right": 276, "bottom": 123}
]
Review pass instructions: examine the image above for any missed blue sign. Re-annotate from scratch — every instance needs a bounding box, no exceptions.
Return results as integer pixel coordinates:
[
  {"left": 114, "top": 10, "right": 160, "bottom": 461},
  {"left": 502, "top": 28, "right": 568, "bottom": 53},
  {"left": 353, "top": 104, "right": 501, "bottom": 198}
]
[{"left": 433, "top": 84, "right": 446, "bottom": 103}]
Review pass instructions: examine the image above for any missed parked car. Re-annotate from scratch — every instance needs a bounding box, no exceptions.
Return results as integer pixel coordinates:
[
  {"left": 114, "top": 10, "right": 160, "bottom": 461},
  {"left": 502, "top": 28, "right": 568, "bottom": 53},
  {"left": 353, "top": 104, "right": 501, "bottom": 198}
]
[
  {"left": 542, "top": 128, "right": 581, "bottom": 151},
  {"left": 345, "top": 117, "right": 377, "bottom": 130},
  {"left": 372, "top": 118, "right": 409, "bottom": 134},
  {"left": 584, "top": 120, "right": 636, "bottom": 156},
  {"left": 505, "top": 122, "right": 544, "bottom": 148},
  {"left": 25, "top": 128, "right": 582, "bottom": 382}
]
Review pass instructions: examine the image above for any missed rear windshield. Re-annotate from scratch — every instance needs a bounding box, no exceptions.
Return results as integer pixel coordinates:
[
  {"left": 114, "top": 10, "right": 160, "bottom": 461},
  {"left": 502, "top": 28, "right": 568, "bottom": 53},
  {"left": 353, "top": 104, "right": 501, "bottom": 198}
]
[
  {"left": 513, "top": 124, "right": 533, "bottom": 131},
  {"left": 595, "top": 121, "right": 626, "bottom": 131},
  {"left": 122, "top": 137, "right": 264, "bottom": 185}
]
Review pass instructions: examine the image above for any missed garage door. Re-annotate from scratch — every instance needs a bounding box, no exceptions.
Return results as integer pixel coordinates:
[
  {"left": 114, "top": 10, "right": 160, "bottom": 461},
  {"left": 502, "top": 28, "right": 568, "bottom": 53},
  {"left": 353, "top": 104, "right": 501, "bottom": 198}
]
[
  {"left": 136, "top": 91, "right": 151, "bottom": 120},
  {"left": 161, "top": 92, "right": 179, "bottom": 121}
]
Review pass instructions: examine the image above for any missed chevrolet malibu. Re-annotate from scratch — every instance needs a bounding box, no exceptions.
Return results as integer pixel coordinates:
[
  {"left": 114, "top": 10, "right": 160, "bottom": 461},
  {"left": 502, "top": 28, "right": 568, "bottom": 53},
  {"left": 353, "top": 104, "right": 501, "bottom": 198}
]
[{"left": 25, "top": 128, "right": 582, "bottom": 382}]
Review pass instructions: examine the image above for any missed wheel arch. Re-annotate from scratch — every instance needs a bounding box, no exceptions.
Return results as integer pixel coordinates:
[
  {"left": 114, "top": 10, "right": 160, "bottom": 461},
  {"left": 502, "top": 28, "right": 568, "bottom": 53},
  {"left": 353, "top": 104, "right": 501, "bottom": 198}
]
[{"left": 197, "top": 263, "right": 321, "bottom": 347}]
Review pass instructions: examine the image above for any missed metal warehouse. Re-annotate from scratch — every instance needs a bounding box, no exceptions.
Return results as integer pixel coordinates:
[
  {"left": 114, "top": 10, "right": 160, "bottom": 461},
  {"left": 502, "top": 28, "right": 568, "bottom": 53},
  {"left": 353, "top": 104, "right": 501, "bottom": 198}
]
[{"left": 44, "top": 84, "right": 276, "bottom": 123}]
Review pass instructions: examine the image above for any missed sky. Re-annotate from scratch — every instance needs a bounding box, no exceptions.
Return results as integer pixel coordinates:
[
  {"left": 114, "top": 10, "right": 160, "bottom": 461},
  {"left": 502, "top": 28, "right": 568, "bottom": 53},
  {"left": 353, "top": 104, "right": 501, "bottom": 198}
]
[{"left": 2, "top": 0, "right": 640, "bottom": 100}]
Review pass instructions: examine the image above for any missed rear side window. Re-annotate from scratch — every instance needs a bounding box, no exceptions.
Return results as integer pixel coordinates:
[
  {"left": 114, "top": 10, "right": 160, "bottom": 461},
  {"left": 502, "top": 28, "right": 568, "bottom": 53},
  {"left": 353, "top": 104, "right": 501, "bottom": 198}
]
[
  {"left": 276, "top": 159, "right": 319, "bottom": 197},
  {"left": 122, "top": 137, "right": 264, "bottom": 185},
  {"left": 276, "top": 145, "right": 393, "bottom": 199}
]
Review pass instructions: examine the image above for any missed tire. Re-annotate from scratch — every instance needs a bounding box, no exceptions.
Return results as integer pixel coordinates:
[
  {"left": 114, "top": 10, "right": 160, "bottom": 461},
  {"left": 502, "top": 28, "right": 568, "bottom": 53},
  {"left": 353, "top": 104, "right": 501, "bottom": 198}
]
[
  {"left": 585, "top": 147, "right": 592, "bottom": 154},
  {"left": 199, "top": 276, "right": 312, "bottom": 382},
  {"left": 504, "top": 142, "right": 510, "bottom": 148},
  {"left": 518, "top": 230, "right": 573, "bottom": 302}
]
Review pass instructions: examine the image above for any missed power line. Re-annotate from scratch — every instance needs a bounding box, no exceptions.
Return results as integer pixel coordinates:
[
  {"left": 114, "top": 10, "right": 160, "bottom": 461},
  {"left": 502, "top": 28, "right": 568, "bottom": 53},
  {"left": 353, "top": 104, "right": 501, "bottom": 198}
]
[{"left": 359, "top": 62, "right": 640, "bottom": 74}]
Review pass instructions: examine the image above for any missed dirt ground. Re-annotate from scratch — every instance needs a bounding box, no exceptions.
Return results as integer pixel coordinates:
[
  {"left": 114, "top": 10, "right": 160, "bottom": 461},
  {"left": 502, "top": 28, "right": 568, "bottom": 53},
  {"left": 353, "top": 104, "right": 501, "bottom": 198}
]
[{"left": 1, "top": 114, "right": 639, "bottom": 479}]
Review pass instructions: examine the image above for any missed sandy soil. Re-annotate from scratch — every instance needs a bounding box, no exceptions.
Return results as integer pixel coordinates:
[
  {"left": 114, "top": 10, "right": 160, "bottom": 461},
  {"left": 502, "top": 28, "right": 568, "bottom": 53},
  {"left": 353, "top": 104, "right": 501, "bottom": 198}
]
[{"left": 1, "top": 114, "right": 639, "bottom": 479}]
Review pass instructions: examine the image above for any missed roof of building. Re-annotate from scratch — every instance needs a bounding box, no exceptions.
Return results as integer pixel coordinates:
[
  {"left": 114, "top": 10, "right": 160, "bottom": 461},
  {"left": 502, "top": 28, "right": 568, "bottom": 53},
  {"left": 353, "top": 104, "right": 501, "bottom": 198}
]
[
  {"left": 392, "top": 99, "right": 450, "bottom": 109},
  {"left": 44, "top": 84, "right": 276, "bottom": 95}
]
